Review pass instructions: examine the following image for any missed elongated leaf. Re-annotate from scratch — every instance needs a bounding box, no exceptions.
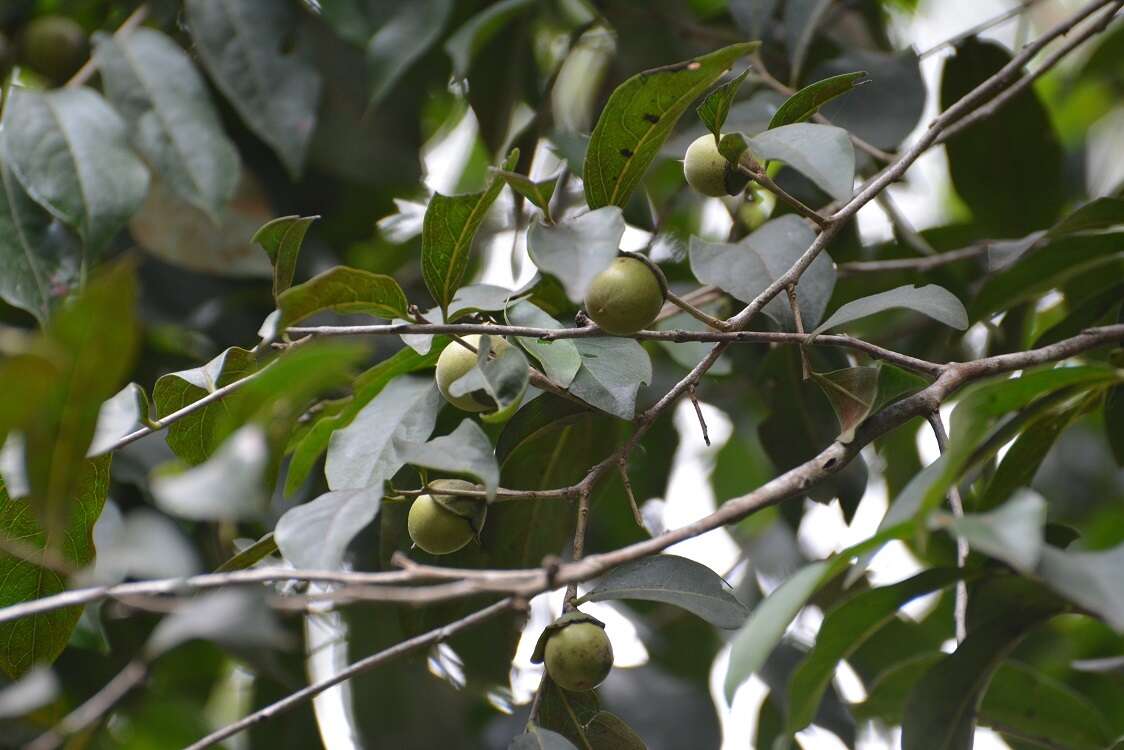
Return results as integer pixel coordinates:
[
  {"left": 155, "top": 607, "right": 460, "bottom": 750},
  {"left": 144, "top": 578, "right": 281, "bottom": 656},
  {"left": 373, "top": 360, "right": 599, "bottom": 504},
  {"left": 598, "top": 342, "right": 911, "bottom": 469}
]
[
  {"left": 367, "top": 0, "right": 453, "bottom": 107},
  {"left": 569, "top": 338, "right": 652, "bottom": 420},
  {"left": 422, "top": 151, "right": 516, "bottom": 309},
  {"left": 689, "top": 215, "right": 835, "bottom": 330},
  {"left": 0, "top": 86, "right": 149, "bottom": 254},
  {"left": 0, "top": 160, "right": 81, "bottom": 324},
  {"left": 747, "top": 123, "right": 854, "bottom": 201},
  {"left": 785, "top": 0, "right": 833, "bottom": 84},
  {"left": 88, "top": 383, "right": 149, "bottom": 456},
  {"left": 527, "top": 207, "right": 624, "bottom": 303},
  {"left": 813, "top": 49, "right": 924, "bottom": 149},
  {"left": 151, "top": 425, "right": 269, "bottom": 521},
  {"left": 145, "top": 589, "right": 288, "bottom": 658},
  {"left": 277, "top": 266, "right": 409, "bottom": 329},
  {"left": 786, "top": 568, "right": 963, "bottom": 735},
  {"left": 507, "top": 301, "right": 581, "bottom": 387},
  {"left": 213, "top": 532, "right": 277, "bottom": 573},
  {"left": 398, "top": 420, "right": 499, "bottom": 498},
  {"left": 275, "top": 487, "right": 382, "bottom": 570},
  {"left": 95, "top": 27, "right": 239, "bottom": 219},
  {"left": 812, "top": 284, "right": 968, "bottom": 334},
  {"left": 811, "top": 366, "right": 879, "bottom": 443},
  {"left": 937, "top": 490, "right": 1046, "bottom": 574},
  {"left": 445, "top": 0, "right": 536, "bottom": 79},
  {"left": 901, "top": 599, "right": 1061, "bottom": 750},
  {"left": 285, "top": 346, "right": 440, "bottom": 495},
  {"left": 446, "top": 336, "right": 530, "bottom": 422},
  {"left": 697, "top": 69, "right": 750, "bottom": 140},
  {"left": 492, "top": 169, "right": 558, "bottom": 218},
  {"left": 584, "top": 712, "right": 646, "bottom": 749},
  {"left": 584, "top": 42, "right": 758, "bottom": 209},
  {"left": 325, "top": 375, "right": 443, "bottom": 490},
  {"left": 0, "top": 456, "right": 109, "bottom": 678},
  {"left": 1037, "top": 542, "right": 1124, "bottom": 632},
  {"left": 577, "top": 554, "right": 748, "bottom": 628},
  {"left": 769, "top": 71, "right": 867, "bottom": 129},
  {"left": 184, "top": 0, "right": 320, "bottom": 179},
  {"left": 253, "top": 215, "right": 317, "bottom": 299}
]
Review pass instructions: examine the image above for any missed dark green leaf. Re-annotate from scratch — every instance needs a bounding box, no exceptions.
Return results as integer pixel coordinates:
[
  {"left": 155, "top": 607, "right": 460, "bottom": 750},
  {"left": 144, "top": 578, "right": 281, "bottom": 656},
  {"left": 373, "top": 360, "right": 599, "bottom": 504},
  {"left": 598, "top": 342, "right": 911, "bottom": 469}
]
[
  {"left": 444, "top": 0, "right": 537, "bottom": 79},
  {"left": 367, "top": 0, "right": 453, "bottom": 107},
  {"left": 252, "top": 215, "right": 317, "bottom": 299},
  {"left": 185, "top": 0, "right": 321, "bottom": 179},
  {"left": 1108, "top": 384, "right": 1124, "bottom": 466},
  {"left": 508, "top": 725, "right": 580, "bottom": 750},
  {"left": 584, "top": 42, "right": 759, "bottom": 209},
  {"left": 584, "top": 712, "right": 647, "bottom": 749},
  {"left": 399, "top": 419, "right": 499, "bottom": 498},
  {"left": 577, "top": 554, "right": 749, "bottom": 628},
  {"left": 901, "top": 598, "right": 1061, "bottom": 750},
  {"left": 0, "top": 456, "right": 109, "bottom": 677},
  {"left": 492, "top": 169, "right": 558, "bottom": 219},
  {"left": 569, "top": 338, "right": 652, "bottom": 420},
  {"left": 95, "top": 27, "right": 240, "bottom": 219},
  {"left": 785, "top": 0, "right": 833, "bottom": 84},
  {"left": 446, "top": 336, "right": 530, "bottom": 423},
  {"left": 811, "top": 366, "right": 879, "bottom": 442},
  {"left": 0, "top": 160, "right": 81, "bottom": 324},
  {"left": 937, "top": 491, "right": 1045, "bottom": 574},
  {"left": 941, "top": 38, "right": 1064, "bottom": 235},
  {"left": 213, "top": 532, "right": 277, "bottom": 573},
  {"left": 507, "top": 301, "right": 581, "bottom": 387},
  {"left": 1037, "top": 542, "right": 1124, "bottom": 631},
  {"left": 88, "top": 383, "right": 150, "bottom": 456},
  {"left": 769, "top": 71, "right": 867, "bottom": 129},
  {"left": 786, "top": 568, "right": 964, "bottom": 735},
  {"left": 526, "top": 207, "right": 624, "bottom": 303},
  {"left": 0, "top": 87, "right": 149, "bottom": 254},
  {"left": 151, "top": 425, "right": 269, "bottom": 521},
  {"left": 697, "top": 69, "right": 750, "bottom": 140},
  {"left": 145, "top": 589, "right": 288, "bottom": 658},
  {"left": 277, "top": 266, "right": 409, "bottom": 328},
  {"left": 813, "top": 50, "right": 924, "bottom": 149},
  {"left": 729, "top": 0, "right": 779, "bottom": 38},
  {"left": 812, "top": 283, "right": 968, "bottom": 334},
  {"left": 421, "top": 150, "right": 516, "bottom": 310},
  {"left": 748, "top": 123, "right": 854, "bottom": 201},
  {"left": 275, "top": 487, "right": 382, "bottom": 569},
  {"left": 1049, "top": 196, "right": 1124, "bottom": 235}
]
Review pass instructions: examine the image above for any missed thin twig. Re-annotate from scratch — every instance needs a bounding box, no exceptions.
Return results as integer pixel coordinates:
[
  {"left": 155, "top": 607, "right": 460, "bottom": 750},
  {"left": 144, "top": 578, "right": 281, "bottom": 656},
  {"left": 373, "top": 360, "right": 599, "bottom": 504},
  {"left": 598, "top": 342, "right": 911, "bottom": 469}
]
[
  {"left": 617, "top": 460, "right": 646, "bottom": 529},
  {"left": 785, "top": 285, "right": 811, "bottom": 380},
  {"left": 917, "top": 0, "right": 1047, "bottom": 59},
  {"left": 687, "top": 385, "right": 711, "bottom": 447},
  {"left": 27, "top": 659, "right": 147, "bottom": 750},
  {"left": 927, "top": 412, "right": 968, "bottom": 643},
  {"left": 836, "top": 243, "right": 990, "bottom": 275},
  {"left": 738, "top": 162, "right": 830, "bottom": 228},
  {"left": 65, "top": 4, "right": 149, "bottom": 88}
]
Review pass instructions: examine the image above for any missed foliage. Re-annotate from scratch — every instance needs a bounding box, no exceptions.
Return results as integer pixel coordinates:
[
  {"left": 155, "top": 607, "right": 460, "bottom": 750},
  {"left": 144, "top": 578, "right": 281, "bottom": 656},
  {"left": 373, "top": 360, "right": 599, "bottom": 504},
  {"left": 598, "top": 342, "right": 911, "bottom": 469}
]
[{"left": 0, "top": 1, "right": 1122, "bottom": 749}]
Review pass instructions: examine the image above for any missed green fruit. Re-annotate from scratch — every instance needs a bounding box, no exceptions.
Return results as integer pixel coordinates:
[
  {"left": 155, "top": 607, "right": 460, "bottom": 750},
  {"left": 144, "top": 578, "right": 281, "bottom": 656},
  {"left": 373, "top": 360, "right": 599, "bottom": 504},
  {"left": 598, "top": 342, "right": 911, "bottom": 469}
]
[
  {"left": 20, "top": 15, "right": 88, "bottom": 85},
  {"left": 683, "top": 133, "right": 753, "bottom": 197},
  {"left": 435, "top": 334, "right": 511, "bottom": 412},
  {"left": 584, "top": 257, "right": 664, "bottom": 335},
  {"left": 738, "top": 183, "right": 777, "bottom": 230},
  {"left": 544, "top": 620, "right": 614, "bottom": 692},
  {"left": 406, "top": 483, "right": 482, "bottom": 555}
]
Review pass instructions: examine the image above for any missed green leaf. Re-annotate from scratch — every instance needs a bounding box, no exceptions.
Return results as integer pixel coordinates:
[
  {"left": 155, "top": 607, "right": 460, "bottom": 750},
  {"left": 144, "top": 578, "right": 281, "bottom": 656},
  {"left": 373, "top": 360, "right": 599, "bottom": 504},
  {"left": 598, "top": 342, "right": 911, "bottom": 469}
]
[
  {"left": 0, "top": 86, "right": 149, "bottom": 254},
  {"left": 901, "top": 599, "right": 1062, "bottom": 750},
  {"left": 153, "top": 347, "right": 258, "bottom": 466},
  {"left": 785, "top": 0, "right": 833, "bottom": 84},
  {"left": 769, "top": 71, "right": 868, "bottom": 129},
  {"left": 0, "top": 159, "right": 81, "bottom": 324},
  {"left": 253, "top": 215, "right": 318, "bottom": 299},
  {"left": 492, "top": 169, "right": 558, "bottom": 219},
  {"left": 1037, "top": 542, "right": 1124, "bottom": 632},
  {"left": 446, "top": 336, "right": 530, "bottom": 423},
  {"left": 94, "top": 27, "right": 239, "bottom": 220},
  {"left": 275, "top": 487, "right": 382, "bottom": 570},
  {"left": 507, "top": 301, "right": 581, "bottom": 387},
  {"left": 1049, "top": 195, "right": 1124, "bottom": 235},
  {"left": 277, "top": 266, "right": 409, "bottom": 329},
  {"left": 526, "top": 207, "right": 624, "bottom": 304},
  {"left": 88, "top": 383, "right": 150, "bottom": 456},
  {"left": 576, "top": 554, "right": 748, "bottom": 628},
  {"left": 569, "top": 338, "right": 653, "bottom": 420},
  {"left": 785, "top": 568, "right": 964, "bottom": 735},
  {"left": 444, "top": 0, "right": 537, "bottom": 80},
  {"left": 689, "top": 215, "right": 835, "bottom": 330},
  {"left": 936, "top": 490, "right": 1046, "bottom": 574},
  {"left": 980, "top": 661, "right": 1113, "bottom": 750},
  {"left": 325, "top": 375, "right": 443, "bottom": 490},
  {"left": 213, "top": 532, "right": 277, "bottom": 573},
  {"left": 810, "top": 366, "right": 879, "bottom": 442},
  {"left": 421, "top": 150, "right": 517, "bottom": 310},
  {"left": 367, "top": 0, "right": 453, "bottom": 107},
  {"left": 509, "top": 725, "right": 579, "bottom": 750},
  {"left": 584, "top": 712, "right": 647, "bottom": 749},
  {"left": 399, "top": 420, "right": 499, "bottom": 499},
  {"left": 145, "top": 589, "right": 288, "bottom": 658},
  {"left": 812, "top": 283, "right": 968, "bottom": 334},
  {"left": 284, "top": 346, "right": 440, "bottom": 495},
  {"left": 697, "top": 68, "right": 750, "bottom": 140},
  {"left": 0, "top": 456, "right": 110, "bottom": 678},
  {"left": 584, "top": 42, "right": 759, "bottom": 209},
  {"left": 184, "top": 0, "right": 321, "bottom": 179},
  {"left": 747, "top": 122, "right": 854, "bottom": 201},
  {"left": 1108, "top": 383, "right": 1124, "bottom": 466},
  {"left": 150, "top": 425, "right": 270, "bottom": 521},
  {"left": 940, "top": 38, "right": 1064, "bottom": 236}
]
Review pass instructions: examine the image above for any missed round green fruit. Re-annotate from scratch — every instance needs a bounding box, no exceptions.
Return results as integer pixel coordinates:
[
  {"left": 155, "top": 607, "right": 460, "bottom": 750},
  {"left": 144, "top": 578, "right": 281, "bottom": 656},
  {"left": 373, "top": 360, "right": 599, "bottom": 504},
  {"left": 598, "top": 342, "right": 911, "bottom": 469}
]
[
  {"left": 407, "top": 483, "right": 481, "bottom": 555},
  {"left": 683, "top": 133, "right": 751, "bottom": 197},
  {"left": 738, "top": 184, "right": 777, "bottom": 230},
  {"left": 435, "top": 334, "right": 511, "bottom": 412},
  {"left": 584, "top": 257, "right": 664, "bottom": 335},
  {"left": 20, "top": 16, "right": 88, "bottom": 84},
  {"left": 544, "top": 620, "right": 614, "bottom": 692}
]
